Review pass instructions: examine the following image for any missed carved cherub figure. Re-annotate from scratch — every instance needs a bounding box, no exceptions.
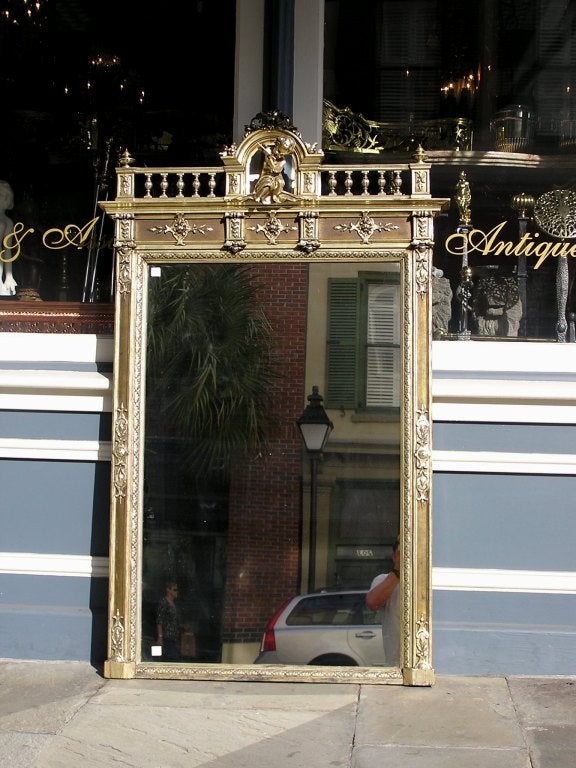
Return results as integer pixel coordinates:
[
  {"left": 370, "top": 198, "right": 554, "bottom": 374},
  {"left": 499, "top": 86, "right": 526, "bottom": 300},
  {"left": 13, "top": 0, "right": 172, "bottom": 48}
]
[{"left": 253, "top": 136, "right": 295, "bottom": 204}]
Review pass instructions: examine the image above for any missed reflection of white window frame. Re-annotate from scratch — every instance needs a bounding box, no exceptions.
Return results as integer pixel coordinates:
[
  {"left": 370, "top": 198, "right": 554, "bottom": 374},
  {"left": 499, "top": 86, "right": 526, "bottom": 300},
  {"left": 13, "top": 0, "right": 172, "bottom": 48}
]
[
  {"left": 326, "top": 273, "right": 400, "bottom": 411},
  {"left": 365, "top": 282, "right": 401, "bottom": 408}
]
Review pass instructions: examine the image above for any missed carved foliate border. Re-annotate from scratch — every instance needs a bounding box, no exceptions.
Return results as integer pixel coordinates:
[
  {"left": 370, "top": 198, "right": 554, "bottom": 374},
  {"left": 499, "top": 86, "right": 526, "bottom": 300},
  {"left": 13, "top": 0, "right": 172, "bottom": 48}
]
[
  {"left": 136, "top": 663, "right": 403, "bottom": 683},
  {"left": 112, "top": 404, "right": 128, "bottom": 499}
]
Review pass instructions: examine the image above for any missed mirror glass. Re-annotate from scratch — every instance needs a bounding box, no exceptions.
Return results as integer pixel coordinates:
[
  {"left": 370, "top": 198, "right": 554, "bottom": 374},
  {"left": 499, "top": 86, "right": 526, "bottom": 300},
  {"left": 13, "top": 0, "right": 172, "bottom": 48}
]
[{"left": 140, "top": 259, "right": 401, "bottom": 668}]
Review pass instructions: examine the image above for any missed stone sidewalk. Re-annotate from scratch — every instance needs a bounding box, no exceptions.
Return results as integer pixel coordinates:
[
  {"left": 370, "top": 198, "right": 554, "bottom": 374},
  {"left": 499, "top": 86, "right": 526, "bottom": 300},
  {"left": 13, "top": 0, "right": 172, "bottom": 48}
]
[{"left": 0, "top": 661, "right": 575, "bottom": 767}]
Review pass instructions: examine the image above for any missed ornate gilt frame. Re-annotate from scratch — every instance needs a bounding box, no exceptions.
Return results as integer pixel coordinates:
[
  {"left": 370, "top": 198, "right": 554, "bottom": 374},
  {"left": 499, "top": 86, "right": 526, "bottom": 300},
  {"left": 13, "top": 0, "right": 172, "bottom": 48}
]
[{"left": 101, "top": 117, "right": 448, "bottom": 685}]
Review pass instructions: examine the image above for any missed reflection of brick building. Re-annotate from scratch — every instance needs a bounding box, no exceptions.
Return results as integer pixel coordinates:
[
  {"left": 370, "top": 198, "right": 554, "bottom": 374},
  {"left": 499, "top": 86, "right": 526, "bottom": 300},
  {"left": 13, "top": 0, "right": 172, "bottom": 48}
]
[
  {"left": 223, "top": 264, "right": 309, "bottom": 650},
  {"left": 221, "top": 260, "right": 403, "bottom": 661}
]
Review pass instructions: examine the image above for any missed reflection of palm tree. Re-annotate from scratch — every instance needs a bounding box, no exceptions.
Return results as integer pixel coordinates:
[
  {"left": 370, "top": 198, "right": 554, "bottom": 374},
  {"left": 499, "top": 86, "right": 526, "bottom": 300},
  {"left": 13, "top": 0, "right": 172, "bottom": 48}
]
[{"left": 147, "top": 263, "right": 278, "bottom": 478}]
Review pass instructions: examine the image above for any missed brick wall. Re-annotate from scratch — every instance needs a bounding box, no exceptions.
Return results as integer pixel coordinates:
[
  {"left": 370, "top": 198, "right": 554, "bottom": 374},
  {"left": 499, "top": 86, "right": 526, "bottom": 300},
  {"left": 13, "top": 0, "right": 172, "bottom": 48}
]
[{"left": 223, "top": 263, "right": 309, "bottom": 643}]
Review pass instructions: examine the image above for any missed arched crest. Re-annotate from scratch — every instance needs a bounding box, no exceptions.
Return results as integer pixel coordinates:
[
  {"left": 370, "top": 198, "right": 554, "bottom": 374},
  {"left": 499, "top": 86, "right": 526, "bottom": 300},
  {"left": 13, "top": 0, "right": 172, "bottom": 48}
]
[{"left": 220, "top": 113, "right": 324, "bottom": 201}]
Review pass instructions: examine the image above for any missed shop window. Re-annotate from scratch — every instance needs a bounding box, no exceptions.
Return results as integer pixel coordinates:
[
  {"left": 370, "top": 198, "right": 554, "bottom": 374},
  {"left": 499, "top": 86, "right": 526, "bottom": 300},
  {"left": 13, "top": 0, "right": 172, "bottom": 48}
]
[{"left": 0, "top": 1, "right": 235, "bottom": 316}]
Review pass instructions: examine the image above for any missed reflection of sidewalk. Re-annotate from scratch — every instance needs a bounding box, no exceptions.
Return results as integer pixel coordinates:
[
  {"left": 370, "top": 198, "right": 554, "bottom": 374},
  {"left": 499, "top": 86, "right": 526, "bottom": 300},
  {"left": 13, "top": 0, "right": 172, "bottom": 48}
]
[{"left": 1, "top": 660, "right": 575, "bottom": 767}]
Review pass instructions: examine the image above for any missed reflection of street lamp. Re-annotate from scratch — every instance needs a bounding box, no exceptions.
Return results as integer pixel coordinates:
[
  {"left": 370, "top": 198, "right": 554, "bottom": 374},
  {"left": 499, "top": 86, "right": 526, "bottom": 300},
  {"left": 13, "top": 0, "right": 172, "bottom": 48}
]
[
  {"left": 454, "top": 171, "right": 473, "bottom": 340},
  {"left": 511, "top": 192, "right": 534, "bottom": 337},
  {"left": 297, "top": 386, "right": 334, "bottom": 593}
]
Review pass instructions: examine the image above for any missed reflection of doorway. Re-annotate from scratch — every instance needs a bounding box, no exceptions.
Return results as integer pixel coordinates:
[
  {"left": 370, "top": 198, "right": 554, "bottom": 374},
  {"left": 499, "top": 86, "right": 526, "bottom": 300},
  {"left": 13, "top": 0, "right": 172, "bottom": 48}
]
[
  {"left": 329, "top": 480, "right": 399, "bottom": 588},
  {"left": 141, "top": 528, "right": 228, "bottom": 662},
  {"left": 141, "top": 437, "right": 229, "bottom": 663}
]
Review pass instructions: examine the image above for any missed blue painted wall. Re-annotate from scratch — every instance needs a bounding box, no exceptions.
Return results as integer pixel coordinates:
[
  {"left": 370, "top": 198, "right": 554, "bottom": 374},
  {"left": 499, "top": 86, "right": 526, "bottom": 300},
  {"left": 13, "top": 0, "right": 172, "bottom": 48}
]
[
  {"left": 0, "top": 343, "right": 112, "bottom": 665},
  {"left": 433, "top": 472, "right": 576, "bottom": 572},
  {"left": 1, "top": 341, "right": 575, "bottom": 676},
  {"left": 0, "top": 460, "right": 110, "bottom": 555},
  {"left": 432, "top": 420, "right": 576, "bottom": 675}
]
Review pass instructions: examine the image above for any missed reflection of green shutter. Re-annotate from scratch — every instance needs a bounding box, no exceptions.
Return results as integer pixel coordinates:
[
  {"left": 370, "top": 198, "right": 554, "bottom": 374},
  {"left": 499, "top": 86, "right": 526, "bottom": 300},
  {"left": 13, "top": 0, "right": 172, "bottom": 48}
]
[{"left": 326, "top": 279, "right": 358, "bottom": 408}]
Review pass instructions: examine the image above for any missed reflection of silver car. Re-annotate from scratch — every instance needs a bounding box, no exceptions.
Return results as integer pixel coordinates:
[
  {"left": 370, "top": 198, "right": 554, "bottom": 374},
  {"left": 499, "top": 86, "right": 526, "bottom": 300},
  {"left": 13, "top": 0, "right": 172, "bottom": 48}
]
[{"left": 254, "top": 589, "right": 385, "bottom": 666}]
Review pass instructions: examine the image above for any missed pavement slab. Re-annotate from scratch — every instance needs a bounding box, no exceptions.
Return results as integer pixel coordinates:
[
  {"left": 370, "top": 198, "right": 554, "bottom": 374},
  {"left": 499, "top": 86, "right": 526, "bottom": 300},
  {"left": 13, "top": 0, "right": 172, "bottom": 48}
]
[
  {"left": 523, "top": 724, "right": 576, "bottom": 768},
  {"left": 31, "top": 699, "right": 357, "bottom": 768},
  {"left": 92, "top": 678, "right": 361, "bottom": 710},
  {"left": 355, "top": 676, "right": 525, "bottom": 748},
  {"left": 507, "top": 676, "right": 576, "bottom": 726},
  {"left": 0, "top": 661, "right": 104, "bottom": 734},
  {"left": 506, "top": 676, "right": 576, "bottom": 768},
  {"left": 352, "top": 744, "right": 531, "bottom": 768},
  {"left": 0, "top": 662, "right": 575, "bottom": 768},
  {"left": 0, "top": 732, "right": 53, "bottom": 768}
]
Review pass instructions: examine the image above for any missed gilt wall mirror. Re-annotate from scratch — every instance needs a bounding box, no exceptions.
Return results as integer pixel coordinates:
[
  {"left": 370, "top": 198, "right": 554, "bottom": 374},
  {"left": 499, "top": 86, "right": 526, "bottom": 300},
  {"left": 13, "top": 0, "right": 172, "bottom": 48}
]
[{"left": 101, "top": 115, "right": 448, "bottom": 685}]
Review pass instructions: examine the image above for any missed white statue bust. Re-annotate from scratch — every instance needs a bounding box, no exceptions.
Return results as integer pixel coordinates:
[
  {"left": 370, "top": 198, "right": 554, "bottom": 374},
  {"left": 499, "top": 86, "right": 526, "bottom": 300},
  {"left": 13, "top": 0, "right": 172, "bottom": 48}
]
[{"left": 0, "top": 180, "right": 17, "bottom": 296}]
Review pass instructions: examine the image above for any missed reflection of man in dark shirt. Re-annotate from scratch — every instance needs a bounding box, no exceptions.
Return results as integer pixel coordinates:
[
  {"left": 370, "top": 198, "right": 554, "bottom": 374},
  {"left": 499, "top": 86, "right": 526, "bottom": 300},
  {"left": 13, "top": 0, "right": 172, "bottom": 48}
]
[{"left": 156, "top": 581, "right": 182, "bottom": 660}]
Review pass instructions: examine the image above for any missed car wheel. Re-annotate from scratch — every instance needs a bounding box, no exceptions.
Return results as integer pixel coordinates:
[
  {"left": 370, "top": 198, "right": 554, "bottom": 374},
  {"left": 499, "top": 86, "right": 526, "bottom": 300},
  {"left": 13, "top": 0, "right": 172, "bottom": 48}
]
[{"left": 309, "top": 654, "right": 358, "bottom": 666}]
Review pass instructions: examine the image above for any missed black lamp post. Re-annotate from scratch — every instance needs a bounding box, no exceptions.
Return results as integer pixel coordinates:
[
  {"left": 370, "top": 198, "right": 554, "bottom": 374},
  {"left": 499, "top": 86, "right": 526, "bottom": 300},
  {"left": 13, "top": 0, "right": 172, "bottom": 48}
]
[
  {"left": 454, "top": 170, "right": 473, "bottom": 340},
  {"left": 297, "top": 386, "right": 333, "bottom": 593},
  {"left": 511, "top": 191, "right": 535, "bottom": 338}
]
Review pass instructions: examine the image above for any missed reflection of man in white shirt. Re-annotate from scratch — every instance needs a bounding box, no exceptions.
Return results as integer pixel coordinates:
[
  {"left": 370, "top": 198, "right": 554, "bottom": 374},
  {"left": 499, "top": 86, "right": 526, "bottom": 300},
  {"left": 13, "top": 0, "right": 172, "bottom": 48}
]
[{"left": 365, "top": 537, "right": 400, "bottom": 666}]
